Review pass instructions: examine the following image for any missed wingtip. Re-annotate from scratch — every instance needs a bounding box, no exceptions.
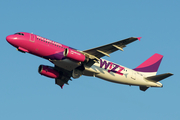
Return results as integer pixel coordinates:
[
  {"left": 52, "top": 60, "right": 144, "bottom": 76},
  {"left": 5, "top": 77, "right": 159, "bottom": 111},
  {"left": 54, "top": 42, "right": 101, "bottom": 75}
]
[
  {"left": 61, "top": 85, "right": 64, "bottom": 89},
  {"left": 137, "top": 37, "right": 142, "bottom": 41},
  {"left": 167, "top": 73, "right": 174, "bottom": 76}
]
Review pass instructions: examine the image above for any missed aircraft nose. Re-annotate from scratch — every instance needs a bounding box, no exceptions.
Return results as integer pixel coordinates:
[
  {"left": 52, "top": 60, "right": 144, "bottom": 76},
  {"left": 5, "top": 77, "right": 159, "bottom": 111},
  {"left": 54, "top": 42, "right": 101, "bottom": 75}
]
[{"left": 6, "top": 35, "right": 17, "bottom": 44}]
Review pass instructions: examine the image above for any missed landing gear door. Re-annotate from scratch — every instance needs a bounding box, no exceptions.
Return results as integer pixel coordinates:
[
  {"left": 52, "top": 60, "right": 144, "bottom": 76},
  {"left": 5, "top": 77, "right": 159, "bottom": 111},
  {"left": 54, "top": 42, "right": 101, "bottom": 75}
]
[{"left": 29, "top": 33, "right": 35, "bottom": 43}]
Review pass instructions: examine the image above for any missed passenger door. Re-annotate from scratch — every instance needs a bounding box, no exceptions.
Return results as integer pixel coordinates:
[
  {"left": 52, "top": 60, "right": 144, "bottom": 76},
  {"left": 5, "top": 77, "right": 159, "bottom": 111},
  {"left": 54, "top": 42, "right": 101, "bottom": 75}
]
[{"left": 29, "top": 33, "right": 35, "bottom": 43}]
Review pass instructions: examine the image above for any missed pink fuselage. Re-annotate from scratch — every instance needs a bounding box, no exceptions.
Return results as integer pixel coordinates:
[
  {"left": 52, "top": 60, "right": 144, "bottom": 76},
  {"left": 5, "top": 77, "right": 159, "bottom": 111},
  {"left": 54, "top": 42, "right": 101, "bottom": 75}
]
[{"left": 6, "top": 32, "right": 71, "bottom": 61}]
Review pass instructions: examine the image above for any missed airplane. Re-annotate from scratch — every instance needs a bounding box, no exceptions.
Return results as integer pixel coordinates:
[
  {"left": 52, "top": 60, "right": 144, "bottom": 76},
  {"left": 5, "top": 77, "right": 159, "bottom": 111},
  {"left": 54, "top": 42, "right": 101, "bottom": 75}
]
[{"left": 6, "top": 32, "right": 173, "bottom": 91}]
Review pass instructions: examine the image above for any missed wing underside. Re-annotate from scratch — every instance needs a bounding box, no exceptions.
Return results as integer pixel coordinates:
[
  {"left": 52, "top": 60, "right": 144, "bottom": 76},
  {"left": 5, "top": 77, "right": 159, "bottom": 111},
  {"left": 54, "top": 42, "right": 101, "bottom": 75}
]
[{"left": 54, "top": 66, "right": 72, "bottom": 88}]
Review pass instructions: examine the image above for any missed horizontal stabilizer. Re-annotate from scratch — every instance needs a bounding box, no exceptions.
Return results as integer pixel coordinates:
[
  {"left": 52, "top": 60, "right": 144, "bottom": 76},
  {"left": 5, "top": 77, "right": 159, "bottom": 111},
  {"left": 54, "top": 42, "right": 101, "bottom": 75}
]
[
  {"left": 145, "top": 73, "right": 173, "bottom": 82},
  {"left": 139, "top": 86, "right": 149, "bottom": 91}
]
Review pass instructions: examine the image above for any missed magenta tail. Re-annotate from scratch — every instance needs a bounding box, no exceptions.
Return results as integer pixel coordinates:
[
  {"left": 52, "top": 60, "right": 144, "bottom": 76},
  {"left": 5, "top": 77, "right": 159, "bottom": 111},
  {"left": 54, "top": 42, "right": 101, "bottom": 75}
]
[{"left": 133, "top": 53, "right": 163, "bottom": 72}]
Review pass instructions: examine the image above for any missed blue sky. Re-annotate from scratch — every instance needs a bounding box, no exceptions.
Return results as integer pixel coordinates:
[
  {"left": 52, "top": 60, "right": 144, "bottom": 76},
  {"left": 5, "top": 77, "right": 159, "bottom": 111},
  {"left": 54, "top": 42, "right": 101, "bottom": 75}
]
[{"left": 0, "top": 0, "right": 179, "bottom": 120}]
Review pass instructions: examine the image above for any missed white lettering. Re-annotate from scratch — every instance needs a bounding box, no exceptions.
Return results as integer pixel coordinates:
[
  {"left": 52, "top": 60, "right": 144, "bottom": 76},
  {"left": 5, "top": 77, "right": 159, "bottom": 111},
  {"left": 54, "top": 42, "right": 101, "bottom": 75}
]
[{"left": 37, "top": 36, "right": 62, "bottom": 46}]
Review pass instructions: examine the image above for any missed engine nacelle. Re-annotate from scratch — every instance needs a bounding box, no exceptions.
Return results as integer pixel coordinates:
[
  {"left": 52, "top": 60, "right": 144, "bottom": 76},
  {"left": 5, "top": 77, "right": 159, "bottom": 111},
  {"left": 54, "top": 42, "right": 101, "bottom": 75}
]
[
  {"left": 38, "top": 65, "right": 59, "bottom": 78},
  {"left": 63, "top": 48, "right": 88, "bottom": 62}
]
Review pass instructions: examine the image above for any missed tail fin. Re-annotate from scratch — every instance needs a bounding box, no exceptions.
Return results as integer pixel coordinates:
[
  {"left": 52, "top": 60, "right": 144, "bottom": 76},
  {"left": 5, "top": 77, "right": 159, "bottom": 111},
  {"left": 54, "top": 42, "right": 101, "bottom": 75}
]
[{"left": 133, "top": 53, "right": 163, "bottom": 76}]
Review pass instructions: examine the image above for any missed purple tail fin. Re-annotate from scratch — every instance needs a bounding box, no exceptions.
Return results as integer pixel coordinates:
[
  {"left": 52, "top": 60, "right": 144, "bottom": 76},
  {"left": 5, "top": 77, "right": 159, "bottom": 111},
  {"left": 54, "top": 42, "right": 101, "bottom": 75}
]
[{"left": 133, "top": 53, "right": 163, "bottom": 72}]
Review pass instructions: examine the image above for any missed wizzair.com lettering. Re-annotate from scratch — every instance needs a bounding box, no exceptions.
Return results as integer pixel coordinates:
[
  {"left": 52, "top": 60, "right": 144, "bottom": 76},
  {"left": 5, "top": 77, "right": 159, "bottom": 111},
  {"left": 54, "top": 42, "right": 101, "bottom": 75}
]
[
  {"left": 37, "top": 36, "right": 63, "bottom": 47},
  {"left": 100, "top": 59, "right": 124, "bottom": 75}
]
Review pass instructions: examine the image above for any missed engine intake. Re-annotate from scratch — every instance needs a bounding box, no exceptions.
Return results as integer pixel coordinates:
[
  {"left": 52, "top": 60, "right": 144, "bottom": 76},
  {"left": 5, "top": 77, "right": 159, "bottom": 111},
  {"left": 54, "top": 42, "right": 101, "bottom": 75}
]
[
  {"left": 38, "top": 65, "right": 59, "bottom": 78},
  {"left": 63, "top": 48, "right": 88, "bottom": 62}
]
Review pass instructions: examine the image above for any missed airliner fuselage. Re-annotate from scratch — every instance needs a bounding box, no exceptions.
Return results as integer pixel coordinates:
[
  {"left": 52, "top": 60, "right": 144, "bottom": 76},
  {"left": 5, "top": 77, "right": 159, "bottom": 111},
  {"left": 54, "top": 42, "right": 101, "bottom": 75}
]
[{"left": 6, "top": 32, "right": 173, "bottom": 91}]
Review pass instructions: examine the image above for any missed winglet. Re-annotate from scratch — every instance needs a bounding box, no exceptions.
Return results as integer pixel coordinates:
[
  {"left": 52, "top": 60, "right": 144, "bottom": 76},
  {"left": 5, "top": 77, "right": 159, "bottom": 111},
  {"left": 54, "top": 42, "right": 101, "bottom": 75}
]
[
  {"left": 61, "top": 85, "right": 64, "bottom": 89},
  {"left": 137, "top": 37, "right": 142, "bottom": 41},
  {"left": 55, "top": 79, "right": 65, "bottom": 89}
]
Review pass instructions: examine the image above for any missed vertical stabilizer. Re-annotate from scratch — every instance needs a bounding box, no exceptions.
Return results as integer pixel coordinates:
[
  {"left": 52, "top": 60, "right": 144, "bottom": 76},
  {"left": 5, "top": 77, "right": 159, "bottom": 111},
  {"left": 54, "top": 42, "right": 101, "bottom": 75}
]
[{"left": 133, "top": 53, "right": 163, "bottom": 76}]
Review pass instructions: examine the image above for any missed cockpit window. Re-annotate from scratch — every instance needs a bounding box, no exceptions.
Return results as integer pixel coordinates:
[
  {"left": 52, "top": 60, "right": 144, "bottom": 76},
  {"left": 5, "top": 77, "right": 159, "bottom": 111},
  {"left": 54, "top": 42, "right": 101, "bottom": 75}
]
[{"left": 14, "top": 33, "right": 24, "bottom": 36}]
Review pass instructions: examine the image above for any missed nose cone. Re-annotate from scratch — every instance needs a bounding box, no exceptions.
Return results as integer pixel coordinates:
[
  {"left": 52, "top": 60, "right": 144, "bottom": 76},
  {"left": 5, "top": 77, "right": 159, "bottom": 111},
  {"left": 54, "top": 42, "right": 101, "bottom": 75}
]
[{"left": 6, "top": 35, "right": 17, "bottom": 44}]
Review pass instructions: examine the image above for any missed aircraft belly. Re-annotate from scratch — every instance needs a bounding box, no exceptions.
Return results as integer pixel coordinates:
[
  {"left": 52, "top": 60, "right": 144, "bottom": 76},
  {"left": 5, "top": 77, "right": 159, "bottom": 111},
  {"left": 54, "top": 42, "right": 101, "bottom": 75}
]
[
  {"left": 95, "top": 71, "right": 139, "bottom": 86},
  {"left": 95, "top": 71, "right": 157, "bottom": 86}
]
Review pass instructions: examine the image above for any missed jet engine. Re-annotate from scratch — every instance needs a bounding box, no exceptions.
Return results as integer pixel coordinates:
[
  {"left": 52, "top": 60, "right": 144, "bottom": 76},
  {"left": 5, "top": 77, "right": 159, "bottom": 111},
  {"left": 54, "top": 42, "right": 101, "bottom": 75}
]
[
  {"left": 38, "top": 65, "right": 59, "bottom": 78},
  {"left": 63, "top": 48, "right": 88, "bottom": 62}
]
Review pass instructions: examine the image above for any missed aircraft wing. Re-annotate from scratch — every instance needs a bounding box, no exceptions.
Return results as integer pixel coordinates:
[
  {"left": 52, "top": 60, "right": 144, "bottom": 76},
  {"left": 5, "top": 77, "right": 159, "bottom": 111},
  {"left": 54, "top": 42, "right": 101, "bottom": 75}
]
[
  {"left": 54, "top": 65, "right": 72, "bottom": 88},
  {"left": 83, "top": 37, "right": 141, "bottom": 59}
]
